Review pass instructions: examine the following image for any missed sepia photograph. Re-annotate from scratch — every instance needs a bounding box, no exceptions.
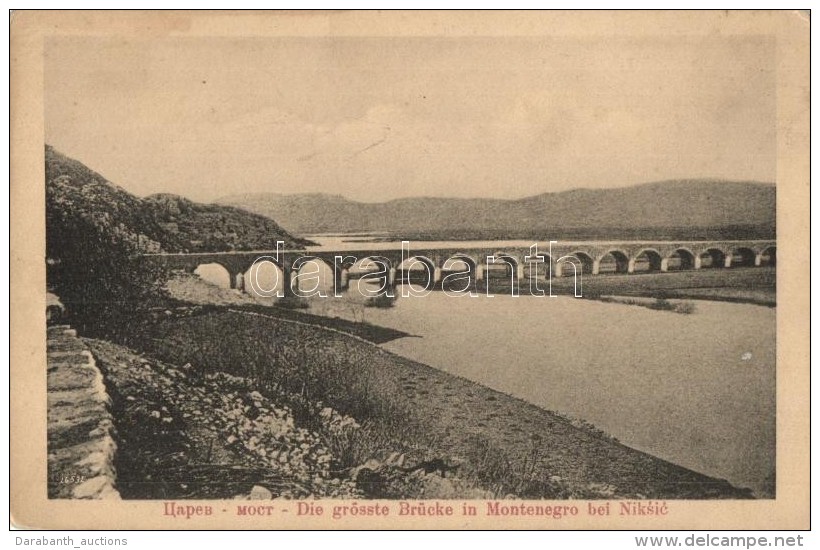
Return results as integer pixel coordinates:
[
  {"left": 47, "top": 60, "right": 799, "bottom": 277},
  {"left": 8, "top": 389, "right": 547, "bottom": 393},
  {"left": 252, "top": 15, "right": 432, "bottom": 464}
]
[{"left": 10, "top": 10, "right": 810, "bottom": 532}]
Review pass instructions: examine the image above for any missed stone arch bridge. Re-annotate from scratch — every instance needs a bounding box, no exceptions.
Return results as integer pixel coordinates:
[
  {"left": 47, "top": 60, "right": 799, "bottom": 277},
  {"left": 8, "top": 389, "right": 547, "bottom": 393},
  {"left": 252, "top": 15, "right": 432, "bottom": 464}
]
[{"left": 141, "top": 240, "right": 776, "bottom": 296}]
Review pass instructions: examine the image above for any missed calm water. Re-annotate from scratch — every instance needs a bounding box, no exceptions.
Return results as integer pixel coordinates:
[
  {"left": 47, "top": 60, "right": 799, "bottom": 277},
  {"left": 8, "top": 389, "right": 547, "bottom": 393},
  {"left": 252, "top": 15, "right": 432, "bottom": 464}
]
[{"left": 308, "top": 290, "right": 776, "bottom": 497}]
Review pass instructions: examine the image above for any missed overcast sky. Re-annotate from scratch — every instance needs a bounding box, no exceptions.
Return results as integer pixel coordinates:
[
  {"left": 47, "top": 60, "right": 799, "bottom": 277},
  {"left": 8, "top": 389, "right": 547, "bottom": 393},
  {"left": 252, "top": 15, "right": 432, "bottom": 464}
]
[{"left": 45, "top": 36, "right": 775, "bottom": 203}]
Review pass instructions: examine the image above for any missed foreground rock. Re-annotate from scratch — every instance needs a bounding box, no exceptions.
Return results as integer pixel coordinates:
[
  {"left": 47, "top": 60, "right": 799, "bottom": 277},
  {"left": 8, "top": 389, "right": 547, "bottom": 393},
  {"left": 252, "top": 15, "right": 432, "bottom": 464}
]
[{"left": 85, "top": 338, "right": 491, "bottom": 500}]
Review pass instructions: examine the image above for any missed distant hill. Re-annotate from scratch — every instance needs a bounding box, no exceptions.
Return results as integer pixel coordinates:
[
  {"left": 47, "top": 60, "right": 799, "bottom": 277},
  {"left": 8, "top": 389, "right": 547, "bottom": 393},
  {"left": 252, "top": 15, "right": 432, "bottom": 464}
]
[
  {"left": 217, "top": 180, "right": 776, "bottom": 240},
  {"left": 45, "top": 145, "right": 311, "bottom": 254}
]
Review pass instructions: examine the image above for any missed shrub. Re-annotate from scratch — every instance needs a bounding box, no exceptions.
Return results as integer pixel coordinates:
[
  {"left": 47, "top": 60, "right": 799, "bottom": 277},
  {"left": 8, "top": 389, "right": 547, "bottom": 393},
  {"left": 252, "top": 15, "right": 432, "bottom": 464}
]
[
  {"left": 674, "top": 301, "right": 696, "bottom": 314},
  {"left": 276, "top": 295, "right": 310, "bottom": 309},
  {"left": 648, "top": 298, "right": 675, "bottom": 311},
  {"left": 365, "top": 293, "right": 399, "bottom": 308},
  {"left": 582, "top": 289, "right": 602, "bottom": 300}
]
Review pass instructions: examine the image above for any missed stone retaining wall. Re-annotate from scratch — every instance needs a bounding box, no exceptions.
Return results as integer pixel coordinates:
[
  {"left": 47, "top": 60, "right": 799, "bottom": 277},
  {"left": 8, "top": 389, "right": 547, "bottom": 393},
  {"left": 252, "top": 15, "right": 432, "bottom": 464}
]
[{"left": 47, "top": 325, "right": 120, "bottom": 499}]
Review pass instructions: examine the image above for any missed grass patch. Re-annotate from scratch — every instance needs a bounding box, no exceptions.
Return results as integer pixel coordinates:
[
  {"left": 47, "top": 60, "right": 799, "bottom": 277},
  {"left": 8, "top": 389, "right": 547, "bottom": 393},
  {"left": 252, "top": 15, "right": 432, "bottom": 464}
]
[
  {"left": 275, "top": 295, "right": 310, "bottom": 310},
  {"left": 553, "top": 267, "right": 775, "bottom": 306}
]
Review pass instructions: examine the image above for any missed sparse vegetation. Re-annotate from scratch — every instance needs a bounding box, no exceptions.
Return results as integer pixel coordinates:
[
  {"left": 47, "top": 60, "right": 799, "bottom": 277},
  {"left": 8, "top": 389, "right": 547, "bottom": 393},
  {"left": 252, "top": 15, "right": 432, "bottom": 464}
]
[
  {"left": 648, "top": 298, "right": 675, "bottom": 311},
  {"left": 561, "top": 267, "right": 775, "bottom": 307},
  {"left": 673, "top": 301, "right": 697, "bottom": 314},
  {"left": 586, "top": 295, "right": 697, "bottom": 315}
]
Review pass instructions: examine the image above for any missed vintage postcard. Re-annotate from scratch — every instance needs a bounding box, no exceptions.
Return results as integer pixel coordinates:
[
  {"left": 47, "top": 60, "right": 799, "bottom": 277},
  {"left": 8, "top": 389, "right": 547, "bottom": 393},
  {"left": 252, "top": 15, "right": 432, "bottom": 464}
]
[{"left": 10, "top": 10, "right": 810, "bottom": 530}]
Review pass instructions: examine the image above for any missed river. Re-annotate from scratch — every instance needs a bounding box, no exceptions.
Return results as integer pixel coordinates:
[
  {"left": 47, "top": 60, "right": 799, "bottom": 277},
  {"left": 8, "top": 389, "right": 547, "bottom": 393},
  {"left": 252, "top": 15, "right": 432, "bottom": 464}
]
[{"left": 306, "top": 283, "right": 775, "bottom": 498}]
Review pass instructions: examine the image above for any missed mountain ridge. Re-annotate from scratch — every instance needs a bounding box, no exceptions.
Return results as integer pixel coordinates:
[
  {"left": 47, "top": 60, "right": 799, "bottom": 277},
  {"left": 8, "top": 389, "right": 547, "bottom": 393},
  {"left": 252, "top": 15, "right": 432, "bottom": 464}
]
[
  {"left": 216, "top": 179, "right": 776, "bottom": 239},
  {"left": 220, "top": 178, "right": 776, "bottom": 206}
]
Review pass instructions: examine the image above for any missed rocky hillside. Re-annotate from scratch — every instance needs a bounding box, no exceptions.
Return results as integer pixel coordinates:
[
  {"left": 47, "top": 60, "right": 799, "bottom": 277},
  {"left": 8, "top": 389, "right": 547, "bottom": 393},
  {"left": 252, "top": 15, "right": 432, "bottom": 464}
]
[
  {"left": 45, "top": 144, "right": 312, "bottom": 329},
  {"left": 218, "top": 180, "right": 776, "bottom": 240},
  {"left": 46, "top": 145, "right": 311, "bottom": 253}
]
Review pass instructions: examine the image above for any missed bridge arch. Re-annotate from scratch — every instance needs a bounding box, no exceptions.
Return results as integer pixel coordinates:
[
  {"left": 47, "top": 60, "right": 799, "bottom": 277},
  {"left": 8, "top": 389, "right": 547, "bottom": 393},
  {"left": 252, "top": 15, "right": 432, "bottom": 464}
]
[
  {"left": 348, "top": 256, "right": 393, "bottom": 294},
  {"left": 397, "top": 255, "right": 437, "bottom": 290},
  {"left": 349, "top": 255, "right": 392, "bottom": 270},
  {"left": 729, "top": 246, "right": 757, "bottom": 267},
  {"left": 441, "top": 254, "right": 479, "bottom": 277},
  {"left": 596, "top": 249, "right": 630, "bottom": 275},
  {"left": 698, "top": 247, "right": 727, "bottom": 269},
  {"left": 292, "top": 256, "right": 335, "bottom": 294},
  {"left": 522, "top": 252, "right": 552, "bottom": 279},
  {"left": 631, "top": 248, "right": 663, "bottom": 273},
  {"left": 439, "top": 255, "right": 479, "bottom": 291},
  {"left": 194, "top": 262, "right": 233, "bottom": 289},
  {"left": 557, "top": 251, "right": 594, "bottom": 277},
  {"left": 485, "top": 252, "right": 520, "bottom": 280},
  {"left": 441, "top": 254, "right": 477, "bottom": 272},
  {"left": 244, "top": 258, "right": 286, "bottom": 297},
  {"left": 758, "top": 245, "right": 776, "bottom": 267},
  {"left": 665, "top": 247, "right": 696, "bottom": 271}
]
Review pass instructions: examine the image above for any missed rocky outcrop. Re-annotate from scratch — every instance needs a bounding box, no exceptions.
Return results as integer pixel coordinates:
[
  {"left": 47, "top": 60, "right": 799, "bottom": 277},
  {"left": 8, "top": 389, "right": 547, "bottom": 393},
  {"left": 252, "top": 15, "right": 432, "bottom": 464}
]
[
  {"left": 83, "top": 338, "right": 364, "bottom": 500},
  {"left": 47, "top": 325, "right": 119, "bottom": 499}
]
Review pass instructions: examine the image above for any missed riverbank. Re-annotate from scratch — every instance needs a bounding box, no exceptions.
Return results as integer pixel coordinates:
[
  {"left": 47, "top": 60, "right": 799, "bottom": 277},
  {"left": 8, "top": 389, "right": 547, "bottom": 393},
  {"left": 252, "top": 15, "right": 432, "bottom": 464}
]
[
  {"left": 83, "top": 273, "right": 753, "bottom": 499},
  {"left": 162, "top": 272, "right": 775, "bottom": 495},
  {"left": 545, "top": 267, "right": 775, "bottom": 306},
  {"left": 164, "top": 273, "right": 412, "bottom": 344}
]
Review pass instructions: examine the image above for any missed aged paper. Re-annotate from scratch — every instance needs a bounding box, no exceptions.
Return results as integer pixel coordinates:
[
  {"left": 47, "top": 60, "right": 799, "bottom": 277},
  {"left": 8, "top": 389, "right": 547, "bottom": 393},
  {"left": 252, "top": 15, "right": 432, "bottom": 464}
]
[{"left": 10, "top": 10, "right": 809, "bottom": 530}]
